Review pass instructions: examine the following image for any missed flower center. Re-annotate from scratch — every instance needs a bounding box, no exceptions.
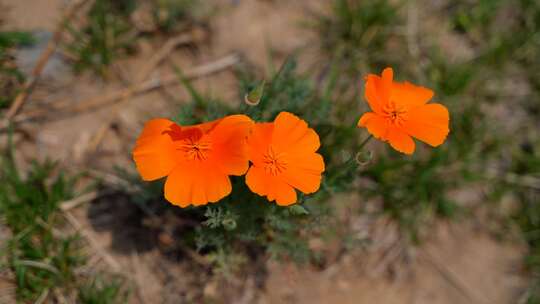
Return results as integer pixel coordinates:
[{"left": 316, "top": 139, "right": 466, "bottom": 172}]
[
  {"left": 263, "top": 146, "right": 287, "bottom": 176},
  {"left": 383, "top": 101, "right": 408, "bottom": 126},
  {"left": 178, "top": 138, "right": 212, "bottom": 161}
]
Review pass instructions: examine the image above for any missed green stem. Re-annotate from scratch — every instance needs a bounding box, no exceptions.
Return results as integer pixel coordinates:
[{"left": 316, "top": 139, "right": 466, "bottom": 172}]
[{"left": 358, "top": 135, "right": 373, "bottom": 150}]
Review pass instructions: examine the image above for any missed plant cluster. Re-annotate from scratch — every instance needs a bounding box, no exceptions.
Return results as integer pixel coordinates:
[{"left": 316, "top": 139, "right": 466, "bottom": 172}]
[
  {"left": 122, "top": 58, "right": 366, "bottom": 274},
  {"left": 128, "top": 47, "right": 452, "bottom": 287},
  {"left": 63, "top": 0, "right": 211, "bottom": 75},
  {"left": 317, "top": 0, "right": 538, "bottom": 300},
  {"left": 0, "top": 31, "right": 33, "bottom": 108},
  {"left": 312, "top": 0, "right": 400, "bottom": 77},
  {"left": 64, "top": 0, "right": 137, "bottom": 75},
  {"left": 152, "top": 0, "right": 210, "bottom": 33},
  {"left": 0, "top": 147, "right": 128, "bottom": 303}
]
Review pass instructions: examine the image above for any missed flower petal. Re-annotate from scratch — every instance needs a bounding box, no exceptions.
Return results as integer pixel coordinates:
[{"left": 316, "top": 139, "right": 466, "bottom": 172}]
[
  {"left": 271, "top": 112, "right": 320, "bottom": 154},
  {"left": 273, "top": 180, "right": 298, "bottom": 206},
  {"left": 210, "top": 114, "right": 254, "bottom": 176},
  {"left": 391, "top": 81, "right": 434, "bottom": 110},
  {"left": 364, "top": 67, "right": 393, "bottom": 114},
  {"left": 190, "top": 118, "right": 221, "bottom": 134},
  {"left": 358, "top": 112, "right": 389, "bottom": 140},
  {"left": 245, "top": 166, "right": 267, "bottom": 197},
  {"left": 164, "top": 161, "right": 232, "bottom": 207},
  {"left": 246, "top": 122, "right": 274, "bottom": 165},
  {"left": 282, "top": 153, "right": 324, "bottom": 194},
  {"left": 132, "top": 119, "right": 181, "bottom": 181},
  {"left": 403, "top": 103, "right": 450, "bottom": 147},
  {"left": 246, "top": 166, "right": 297, "bottom": 206},
  {"left": 364, "top": 75, "right": 384, "bottom": 114},
  {"left": 245, "top": 166, "right": 269, "bottom": 198},
  {"left": 387, "top": 126, "right": 415, "bottom": 154},
  {"left": 381, "top": 67, "right": 394, "bottom": 98}
]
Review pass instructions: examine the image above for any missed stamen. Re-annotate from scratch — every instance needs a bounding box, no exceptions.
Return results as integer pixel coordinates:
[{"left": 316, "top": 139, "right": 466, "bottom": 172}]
[
  {"left": 178, "top": 138, "right": 212, "bottom": 161},
  {"left": 263, "top": 146, "right": 287, "bottom": 175},
  {"left": 383, "top": 101, "right": 408, "bottom": 126}
]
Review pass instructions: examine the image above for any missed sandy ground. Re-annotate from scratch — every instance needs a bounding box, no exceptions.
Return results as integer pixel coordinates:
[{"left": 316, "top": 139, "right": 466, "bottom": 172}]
[
  {"left": 0, "top": 0, "right": 530, "bottom": 303},
  {"left": 262, "top": 222, "right": 526, "bottom": 304}
]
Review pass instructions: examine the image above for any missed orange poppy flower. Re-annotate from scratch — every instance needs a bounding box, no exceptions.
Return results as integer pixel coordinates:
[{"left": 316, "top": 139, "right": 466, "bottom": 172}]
[
  {"left": 358, "top": 67, "right": 450, "bottom": 154},
  {"left": 245, "top": 112, "right": 325, "bottom": 206},
  {"left": 133, "top": 115, "right": 253, "bottom": 207}
]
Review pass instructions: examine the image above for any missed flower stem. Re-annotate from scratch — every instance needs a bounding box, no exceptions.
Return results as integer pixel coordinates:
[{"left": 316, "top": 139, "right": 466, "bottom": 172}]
[{"left": 358, "top": 135, "right": 373, "bottom": 150}]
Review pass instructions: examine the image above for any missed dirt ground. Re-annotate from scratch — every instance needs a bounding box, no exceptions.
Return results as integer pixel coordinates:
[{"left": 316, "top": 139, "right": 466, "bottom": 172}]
[
  {"left": 0, "top": 0, "right": 530, "bottom": 303},
  {"left": 263, "top": 222, "right": 526, "bottom": 304}
]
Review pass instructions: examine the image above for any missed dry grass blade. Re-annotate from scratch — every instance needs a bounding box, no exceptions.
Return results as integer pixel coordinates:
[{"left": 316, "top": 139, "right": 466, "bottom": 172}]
[
  {"left": 65, "top": 53, "right": 240, "bottom": 113},
  {"left": 53, "top": 288, "right": 69, "bottom": 304},
  {"left": 34, "top": 288, "right": 49, "bottom": 304},
  {"left": 135, "top": 32, "right": 196, "bottom": 83},
  {"left": 60, "top": 190, "right": 101, "bottom": 211},
  {"left": 419, "top": 251, "right": 491, "bottom": 304},
  {"left": 4, "top": 0, "right": 93, "bottom": 120},
  {"left": 2, "top": 53, "right": 240, "bottom": 130},
  {"left": 85, "top": 48, "right": 237, "bottom": 153},
  {"left": 485, "top": 169, "right": 540, "bottom": 190},
  {"left": 14, "top": 260, "right": 60, "bottom": 275},
  {"left": 63, "top": 211, "right": 121, "bottom": 272}
]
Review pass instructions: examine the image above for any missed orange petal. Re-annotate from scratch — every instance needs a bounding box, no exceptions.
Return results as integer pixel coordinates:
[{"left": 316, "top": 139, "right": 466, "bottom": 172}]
[
  {"left": 246, "top": 166, "right": 297, "bottom": 206},
  {"left": 381, "top": 67, "right": 394, "bottom": 100},
  {"left": 209, "top": 114, "right": 254, "bottom": 176},
  {"left": 364, "top": 67, "right": 393, "bottom": 114},
  {"left": 365, "top": 75, "right": 384, "bottom": 114},
  {"left": 387, "top": 126, "right": 415, "bottom": 154},
  {"left": 246, "top": 122, "right": 274, "bottom": 165},
  {"left": 132, "top": 119, "right": 181, "bottom": 181},
  {"left": 190, "top": 118, "right": 221, "bottom": 134},
  {"left": 164, "top": 161, "right": 232, "bottom": 207},
  {"left": 245, "top": 166, "right": 269, "bottom": 199},
  {"left": 245, "top": 166, "right": 268, "bottom": 197},
  {"left": 282, "top": 153, "right": 324, "bottom": 194},
  {"left": 403, "top": 103, "right": 450, "bottom": 147},
  {"left": 392, "top": 81, "right": 434, "bottom": 110},
  {"left": 357, "top": 112, "right": 389, "bottom": 140},
  {"left": 271, "top": 112, "right": 320, "bottom": 154},
  {"left": 272, "top": 179, "right": 298, "bottom": 206}
]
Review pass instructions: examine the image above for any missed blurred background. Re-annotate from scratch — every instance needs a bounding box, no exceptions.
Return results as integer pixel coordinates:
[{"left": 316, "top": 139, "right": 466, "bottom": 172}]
[{"left": 0, "top": 0, "right": 539, "bottom": 303}]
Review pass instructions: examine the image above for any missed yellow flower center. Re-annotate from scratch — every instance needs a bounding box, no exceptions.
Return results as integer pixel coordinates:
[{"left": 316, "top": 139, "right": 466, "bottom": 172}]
[
  {"left": 179, "top": 138, "right": 212, "bottom": 161},
  {"left": 263, "top": 146, "right": 287, "bottom": 176}
]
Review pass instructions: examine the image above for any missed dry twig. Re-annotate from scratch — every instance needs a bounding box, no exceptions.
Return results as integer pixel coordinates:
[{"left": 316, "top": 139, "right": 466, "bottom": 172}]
[
  {"left": 419, "top": 251, "right": 491, "bottom": 304},
  {"left": 34, "top": 288, "right": 49, "bottom": 304},
  {"left": 15, "top": 260, "right": 59, "bottom": 275},
  {"left": 85, "top": 30, "right": 187, "bottom": 152},
  {"left": 66, "top": 51, "right": 238, "bottom": 155},
  {"left": 485, "top": 168, "right": 540, "bottom": 190},
  {"left": 135, "top": 32, "right": 195, "bottom": 83}
]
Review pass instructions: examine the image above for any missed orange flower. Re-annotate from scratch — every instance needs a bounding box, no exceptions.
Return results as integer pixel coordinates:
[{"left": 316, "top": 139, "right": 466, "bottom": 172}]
[
  {"left": 133, "top": 115, "right": 253, "bottom": 207},
  {"left": 358, "top": 67, "right": 450, "bottom": 154},
  {"left": 245, "top": 112, "right": 325, "bottom": 206}
]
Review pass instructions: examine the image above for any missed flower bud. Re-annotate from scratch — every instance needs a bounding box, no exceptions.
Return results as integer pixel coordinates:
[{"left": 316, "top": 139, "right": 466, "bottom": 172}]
[
  {"left": 244, "top": 80, "right": 265, "bottom": 106},
  {"left": 289, "top": 204, "right": 309, "bottom": 215}
]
